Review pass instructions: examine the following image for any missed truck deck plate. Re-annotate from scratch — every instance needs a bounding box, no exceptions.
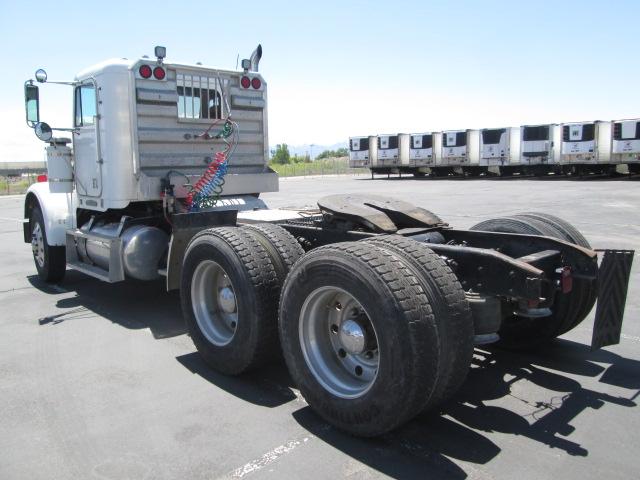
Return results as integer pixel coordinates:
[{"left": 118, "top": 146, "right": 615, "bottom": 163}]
[{"left": 317, "top": 194, "right": 443, "bottom": 233}]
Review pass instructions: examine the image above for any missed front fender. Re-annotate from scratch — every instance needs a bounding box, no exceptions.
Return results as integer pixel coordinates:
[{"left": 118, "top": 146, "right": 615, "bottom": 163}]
[{"left": 24, "top": 183, "right": 76, "bottom": 246}]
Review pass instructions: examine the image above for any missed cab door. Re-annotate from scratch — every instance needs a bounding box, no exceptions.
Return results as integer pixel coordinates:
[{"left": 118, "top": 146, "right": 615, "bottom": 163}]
[{"left": 72, "top": 82, "right": 102, "bottom": 197}]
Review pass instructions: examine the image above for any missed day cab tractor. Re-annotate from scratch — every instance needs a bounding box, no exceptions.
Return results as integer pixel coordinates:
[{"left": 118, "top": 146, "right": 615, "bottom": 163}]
[{"left": 22, "top": 46, "right": 634, "bottom": 437}]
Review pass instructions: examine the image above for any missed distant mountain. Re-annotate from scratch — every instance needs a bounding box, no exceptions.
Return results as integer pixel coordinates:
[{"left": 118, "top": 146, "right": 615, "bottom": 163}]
[{"left": 278, "top": 142, "right": 348, "bottom": 159}]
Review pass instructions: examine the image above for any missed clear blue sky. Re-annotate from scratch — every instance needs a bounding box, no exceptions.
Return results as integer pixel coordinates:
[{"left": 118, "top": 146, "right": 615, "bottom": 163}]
[{"left": 2, "top": 0, "right": 639, "bottom": 161}]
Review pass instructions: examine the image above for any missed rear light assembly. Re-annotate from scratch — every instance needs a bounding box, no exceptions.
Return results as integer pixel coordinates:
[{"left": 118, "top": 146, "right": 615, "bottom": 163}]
[
  {"left": 37, "top": 174, "right": 47, "bottom": 183},
  {"left": 139, "top": 65, "right": 152, "bottom": 78},
  {"left": 139, "top": 64, "right": 166, "bottom": 80},
  {"left": 240, "top": 75, "right": 262, "bottom": 89},
  {"left": 153, "top": 66, "right": 165, "bottom": 80}
]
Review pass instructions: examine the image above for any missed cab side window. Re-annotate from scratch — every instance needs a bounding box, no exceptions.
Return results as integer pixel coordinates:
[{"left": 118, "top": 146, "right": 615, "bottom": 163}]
[{"left": 74, "top": 85, "right": 97, "bottom": 127}]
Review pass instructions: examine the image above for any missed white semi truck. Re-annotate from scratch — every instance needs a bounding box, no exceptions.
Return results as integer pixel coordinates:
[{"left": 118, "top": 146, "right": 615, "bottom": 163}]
[{"left": 23, "top": 46, "right": 634, "bottom": 437}]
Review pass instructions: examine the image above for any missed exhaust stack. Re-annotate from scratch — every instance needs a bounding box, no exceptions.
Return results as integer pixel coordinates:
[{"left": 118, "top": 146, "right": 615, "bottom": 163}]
[{"left": 249, "top": 44, "right": 262, "bottom": 72}]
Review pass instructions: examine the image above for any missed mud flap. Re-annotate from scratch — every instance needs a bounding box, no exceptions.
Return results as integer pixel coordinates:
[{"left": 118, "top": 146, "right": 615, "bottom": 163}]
[{"left": 591, "top": 250, "right": 635, "bottom": 350}]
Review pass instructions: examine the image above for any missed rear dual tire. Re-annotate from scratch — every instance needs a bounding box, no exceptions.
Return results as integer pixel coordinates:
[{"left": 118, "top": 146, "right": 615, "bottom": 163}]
[
  {"left": 279, "top": 240, "right": 473, "bottom": 436},
  {"left": 470, "top": 213, "right": 597, "bottom": 349},
  {"left": 181, "top": 224, "right": 303, "bottom": 375}
]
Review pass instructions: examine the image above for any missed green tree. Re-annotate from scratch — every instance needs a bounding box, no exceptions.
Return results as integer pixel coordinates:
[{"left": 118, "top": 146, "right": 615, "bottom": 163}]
[
  {"left": 316, "top": 147, "right": 348, "bottom": 160},
  {"left": 272, "top": 144, "right": 291, "bottom": 164}
]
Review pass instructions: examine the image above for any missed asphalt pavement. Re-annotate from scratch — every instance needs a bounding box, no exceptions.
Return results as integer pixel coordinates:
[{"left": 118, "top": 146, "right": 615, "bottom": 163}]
[{"left": 1, "top": 174, "right": 639, "bottom": 479}]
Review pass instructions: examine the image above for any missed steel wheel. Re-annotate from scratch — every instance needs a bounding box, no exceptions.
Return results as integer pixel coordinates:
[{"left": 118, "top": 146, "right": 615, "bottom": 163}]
[
  {"left": 299, "top": 286, "right": 379, "bottom": 399},
  {"left": 191, "top": 260, "right": 238, "bottom": 346},
  {"left": 31, "top": 222, "right": 45, "bottom": 268}
]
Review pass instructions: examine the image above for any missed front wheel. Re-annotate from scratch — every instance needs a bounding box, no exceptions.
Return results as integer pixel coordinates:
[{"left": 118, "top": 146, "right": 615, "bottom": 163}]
[
  {"left": 30, "top": 206, "right": 65, "bottom": 283},
  {"left": 279, "top": 242, "right": 441, "bottom": 437}
]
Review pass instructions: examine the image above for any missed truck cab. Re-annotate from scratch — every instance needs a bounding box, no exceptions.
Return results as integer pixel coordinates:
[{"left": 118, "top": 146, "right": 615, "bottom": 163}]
[{"left": 23, "top": 45, "right": 276, "bottom": 285}]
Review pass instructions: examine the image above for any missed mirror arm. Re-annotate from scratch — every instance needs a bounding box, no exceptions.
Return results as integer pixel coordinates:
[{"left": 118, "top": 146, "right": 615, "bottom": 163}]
[
  {"left": 52, "top": 127, "right": 80, "bottom": 133},
  {"left": 43, "top": 80, "right": 79, "bottom": 86}
]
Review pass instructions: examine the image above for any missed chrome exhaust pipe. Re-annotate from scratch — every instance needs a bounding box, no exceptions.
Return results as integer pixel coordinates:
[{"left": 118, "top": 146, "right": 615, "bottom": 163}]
[{"left": 249, "top": 44, "right": 262, "bottom": 72}]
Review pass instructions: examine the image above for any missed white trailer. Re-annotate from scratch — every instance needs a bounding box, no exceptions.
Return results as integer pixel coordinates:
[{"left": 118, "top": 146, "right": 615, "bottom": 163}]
[
  {"left": 479, "top": 127, "right": 521, "bottom": 172},
  {"left": 348, "top": 136, "right": 371, "bottom": 168},
  {"left": 611, "top": 119, "right": 640, "bottom": 172},
  {"left": 520, "top": 124, "right": 562, "bottom": 167},
  {"left": 21, "top": 46, "right": 634, "bottom": 440},
  {"left": 371, "top": 133, "right": 410, "bottom": 173},
  {"left": 560, "top": 121, "right": 612, "bottom": 166},
  {"left": 437, "top": 129, "right": 480, "bottom": 174},
  {"left": 409, "top": 132, "right": 437, "bottom": 169}
]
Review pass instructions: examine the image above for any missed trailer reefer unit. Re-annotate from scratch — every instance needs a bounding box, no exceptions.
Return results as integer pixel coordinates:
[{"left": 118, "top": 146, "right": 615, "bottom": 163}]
[
  {"left": 409, "top": 132, "right": 438, "bottom": 169},
  {"left": 560, "top": 121, "right": 612, "bottom": 170},
  {"left": 371, "top": 133, "right": 409, "bottom": 174},
  {"left": 611, "top": 119, "right": 640, "bottom": 172},
  {"left": 22, "top": 45, "right": 634, "bottom": 440},
  {"left": 348, "top": 136, "right": 371, "bottom": 168},
  {"left": 436, "top": 129, "right": 480, "bottom": 175},
  {"left": 479, "top": 127, "right": 521, "bottom": 171},
  {"left": 520, "top": 124, "right": 561, "bottom": 168}
]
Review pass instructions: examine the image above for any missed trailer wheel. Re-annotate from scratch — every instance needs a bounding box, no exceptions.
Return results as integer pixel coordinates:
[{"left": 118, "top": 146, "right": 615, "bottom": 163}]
[
  {"left": 181, "top": 227, "right": 279, "bottom": 375},
  {"left": 30, "top": 206, "right": 66, "bottom": 283},
  {"left": 279, "top": 242, "right": 440, "bottom": 437},
  {"left": 470, "top": 216, "right": 594, "bottom": 348},
  {"left": 513, "top": 212, "right": 596, "bottom": 332},
  {"left": 364, "top": 235, "right": 473, "bottom": 407},
  {"left": 240, "top": 223, "right": 304, "bottom": 285},
  {"left": 514, "top": 213, "right": 589, "bottom": 248}
]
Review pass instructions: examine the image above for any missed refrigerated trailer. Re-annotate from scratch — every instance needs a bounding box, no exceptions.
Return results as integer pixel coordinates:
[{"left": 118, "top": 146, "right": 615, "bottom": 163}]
[
  {"left": 520, "top": 124, "right": 562, "bottom": 172},
  {"left": 612, "top": 119, "right": 640, "bottom": 173},
  {"left": 371, "top": 133, "right": 410, "bottom": 175},
  {"left": 348, "top": 136, "right": 372, "bottom": 168},
  {"left": 560, "top": 121, "right": 612, "bottom": 173},
  {"left": 479, "top": 127, "right": 521, "bottom": 174},
  {"left": 409, "top": 132, "right": 438, "bottom": 176},
  {"left": 435, "top": 129, "right": 480, "bottom": 175},
  {"left": 22, "top": 46, "right": 634, "bottom": 438}
]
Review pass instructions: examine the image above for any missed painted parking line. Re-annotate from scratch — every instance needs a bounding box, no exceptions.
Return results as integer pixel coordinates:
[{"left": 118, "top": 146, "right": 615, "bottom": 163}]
[{"left": 222, "top": 436, "right": 313, "bottom": 479}]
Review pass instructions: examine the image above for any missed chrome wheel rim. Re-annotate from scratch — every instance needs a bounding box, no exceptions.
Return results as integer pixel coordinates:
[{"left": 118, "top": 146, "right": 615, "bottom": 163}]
[
  {"left": 299, "top": 286, "right": 379, "bottom": 399},
  {"left": 191, "top": 260, "right": 238, "bottom": 346},
  {"left": 31, "top": 223, "right": 45, "bottom": 268}
]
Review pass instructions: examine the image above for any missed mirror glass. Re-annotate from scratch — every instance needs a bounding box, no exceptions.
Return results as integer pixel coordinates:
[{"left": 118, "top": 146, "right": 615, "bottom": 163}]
[
  {"left": 34, "top": 122, "right": 53, "bottom": 142},
  {"left": 24, "top": 84, "right": 39, "bottom": 124},
  {"left": 35, "top": 69, "right": 47, "bottom": 83}
]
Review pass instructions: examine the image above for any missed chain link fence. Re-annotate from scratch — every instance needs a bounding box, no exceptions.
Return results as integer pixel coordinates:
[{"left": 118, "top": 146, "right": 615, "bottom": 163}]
[
  {"left": 1, "top": 158, "right": 368, "bottom": 195},
  {"left": 0, "top": 175, "right": 39, "bottom": 196},
  {"left": 269, "top": 157, "right": 367, "bottom": 178}
]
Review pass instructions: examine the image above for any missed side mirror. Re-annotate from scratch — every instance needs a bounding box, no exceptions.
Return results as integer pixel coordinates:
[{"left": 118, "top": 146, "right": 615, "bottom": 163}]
[
  {"left": 35, "top": 69, "right": 48, "bottom": 83},
  {"left": 34, "top": 122, "right": 53, "bottom": 142},
  {"left": 24, "top": 83, "right": 40, "bottom": 126}
]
